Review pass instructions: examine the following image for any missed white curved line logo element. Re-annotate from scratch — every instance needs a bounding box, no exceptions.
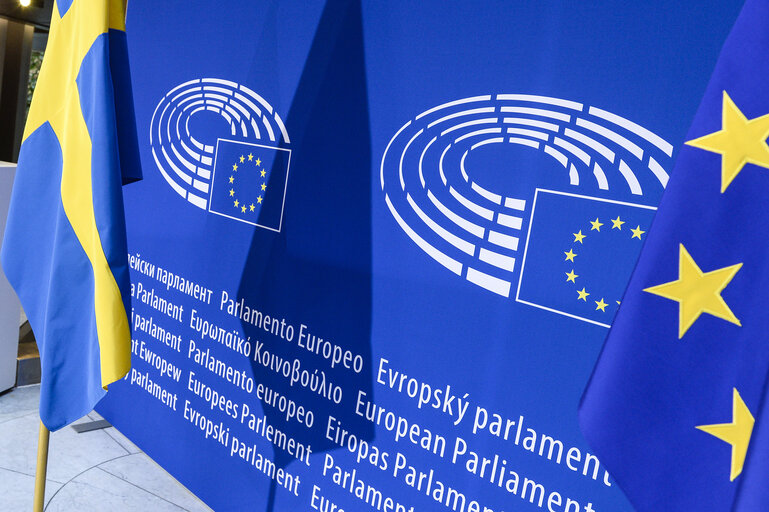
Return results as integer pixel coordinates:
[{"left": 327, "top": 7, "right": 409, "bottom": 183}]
[
  {"left": 149, "top": 78, "right": 290, "bottom": 212},
  {"left": 380, "top": 94, "right": 672, "bottom": 300}
]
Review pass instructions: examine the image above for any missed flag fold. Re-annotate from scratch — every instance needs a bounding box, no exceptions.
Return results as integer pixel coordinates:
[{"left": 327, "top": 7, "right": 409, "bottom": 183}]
[{"left": 579, "top": 0, "right": 769, "bottom": 509}]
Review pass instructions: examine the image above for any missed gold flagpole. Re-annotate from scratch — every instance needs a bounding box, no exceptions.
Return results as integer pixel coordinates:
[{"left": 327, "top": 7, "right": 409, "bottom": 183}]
[{"left": 32, "top": 420, "right": 50, "bottom": 512}]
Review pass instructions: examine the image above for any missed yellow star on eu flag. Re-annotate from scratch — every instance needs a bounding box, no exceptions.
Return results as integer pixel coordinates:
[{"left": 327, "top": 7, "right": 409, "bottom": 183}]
[
  {"left": 573, "top": 230, "right": 586, "bottom": 243},
  {"left": 564, "top": 249, "right": 577, "bottom": 262},
  {"left": 696, "top": 388, "right": 754, "bottom": 481},
  {"left": 611, "top": 216, "right": 624, "bottom": 229},
  {"left": 595, "top": 298, "right": 608, "bottom": 312},
  {"left": 644, "top": 244, "right": 742, "bottom": 338},
  {"left": 566, "top": 270, "right": 578, "bottom": 283},
  {"left": 590, "top": 218, "right": 603, "bottom": 231},
  {"left": 686, "top": 91, "right": 769, "bottom": 193},
  {"left": 577, "top": 288, "right": 589, "bottom": 301}
]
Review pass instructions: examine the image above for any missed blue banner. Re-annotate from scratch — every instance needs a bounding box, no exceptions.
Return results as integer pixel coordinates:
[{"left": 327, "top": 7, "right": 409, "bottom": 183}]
[{"left": 97, "top": 1, "right": 745, "bottom": 510}]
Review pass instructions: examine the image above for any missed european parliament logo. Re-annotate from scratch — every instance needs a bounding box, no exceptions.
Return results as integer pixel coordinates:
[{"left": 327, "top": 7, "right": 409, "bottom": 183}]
[
  {"left": 380, "top": 94, "right": 669, "bottom": 327},
  {"left": 149, "top": 78, "right": 291, "bottom": 232}
]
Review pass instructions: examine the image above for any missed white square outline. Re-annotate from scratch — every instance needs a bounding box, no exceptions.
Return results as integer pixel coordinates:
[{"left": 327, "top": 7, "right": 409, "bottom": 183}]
[
  {"left": 208, "top": 138, "right": 292, "bottom": 232},
  {"left": 515, "top": 188, "right": 657, "bottom": 328}
]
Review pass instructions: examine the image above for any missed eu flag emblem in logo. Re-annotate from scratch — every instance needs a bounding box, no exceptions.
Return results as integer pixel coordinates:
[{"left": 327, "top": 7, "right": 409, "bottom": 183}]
[
  {"left": 208, "top": 139, "right": 291, "bottom": 231},
  {"left": 517, "top": 189, "right": 656, "bottom": 327}
]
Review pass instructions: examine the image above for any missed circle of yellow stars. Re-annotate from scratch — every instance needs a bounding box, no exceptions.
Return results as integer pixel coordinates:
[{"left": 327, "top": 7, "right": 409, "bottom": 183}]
[
  {"left": 641, "top": 89, "right": 761, "bottom": 483},
  {"left": 564, "top": 215, "right": 645, "bottom": 313},
  {"left": 229, "top": 153, "right": 267, "bottom": 214}
]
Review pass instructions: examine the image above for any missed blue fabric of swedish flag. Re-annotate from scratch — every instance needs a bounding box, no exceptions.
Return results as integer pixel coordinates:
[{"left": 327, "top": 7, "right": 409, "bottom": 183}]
[{"left": 580, "top": 0, "right": 769, "bottom": 509}]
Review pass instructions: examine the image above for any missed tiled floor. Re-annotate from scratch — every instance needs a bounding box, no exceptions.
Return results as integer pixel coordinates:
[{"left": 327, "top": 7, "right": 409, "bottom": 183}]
[{"left": 0, "top": 385, "right": 212, "bottom": 511}]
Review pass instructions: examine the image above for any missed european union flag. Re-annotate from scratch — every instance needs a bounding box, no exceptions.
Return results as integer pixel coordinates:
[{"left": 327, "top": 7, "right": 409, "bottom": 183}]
[
  {"left": 1, "top": 0, "right": 141, "bottom": 431},
  {"left": 518, "top": 189, "right": 655, "bottom": 327},
  {"left": 579, "top": 0, "right": 769, "bottom": 509},
  {"left": 208, "top": 139, "right": 290, "bottom": 231}
]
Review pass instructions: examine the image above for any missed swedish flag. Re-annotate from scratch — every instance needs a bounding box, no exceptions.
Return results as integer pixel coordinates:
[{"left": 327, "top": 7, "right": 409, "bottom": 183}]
[
  {"left": 579, "top": 0, "right": 769, "bottom": 509},
  {"left": 1, "top": 0, "right": 140, "bottom": 430}
]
